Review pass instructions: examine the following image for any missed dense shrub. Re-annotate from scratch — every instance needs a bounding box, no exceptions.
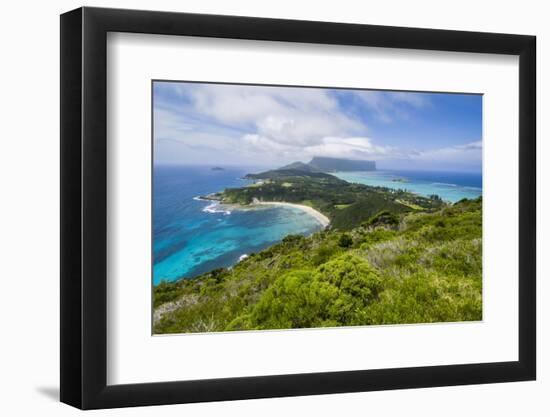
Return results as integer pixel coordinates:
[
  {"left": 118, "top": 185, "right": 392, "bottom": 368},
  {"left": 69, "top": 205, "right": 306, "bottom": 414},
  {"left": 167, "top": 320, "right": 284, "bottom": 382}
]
[
  {"left": 363, "top": 270, "right": 481, "bottom": 324},
  {"left": 338, "top": 233, "right": 353, "bottom": 248},
  {"left": 365, "top": 210, "right": 400, "bottom": 228},
  {"left": 245, "top": 255, "right": 382, "bottom": 329},
  {"left": 312, "top": 244, "right": 337, "bottom": 266}
]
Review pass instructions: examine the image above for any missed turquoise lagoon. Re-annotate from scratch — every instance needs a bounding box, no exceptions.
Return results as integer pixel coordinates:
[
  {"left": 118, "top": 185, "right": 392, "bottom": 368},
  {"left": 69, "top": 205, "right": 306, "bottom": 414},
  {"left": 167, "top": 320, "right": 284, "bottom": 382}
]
[
  {"left": 333, "top": 170, "right": 482, "bottom": 203},
  {"left": 153, "top": 166, "right": 323, "bottom": 284}
]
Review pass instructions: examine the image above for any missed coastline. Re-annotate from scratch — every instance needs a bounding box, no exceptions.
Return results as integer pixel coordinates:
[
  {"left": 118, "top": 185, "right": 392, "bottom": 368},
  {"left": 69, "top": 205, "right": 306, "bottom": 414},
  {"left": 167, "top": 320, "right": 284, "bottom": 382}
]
[
  {"left": 196, "top": 195, "right": 331, "bottom": 228},
  {"left": 254, "top": 201, "right": 330, "bottom": 228}
]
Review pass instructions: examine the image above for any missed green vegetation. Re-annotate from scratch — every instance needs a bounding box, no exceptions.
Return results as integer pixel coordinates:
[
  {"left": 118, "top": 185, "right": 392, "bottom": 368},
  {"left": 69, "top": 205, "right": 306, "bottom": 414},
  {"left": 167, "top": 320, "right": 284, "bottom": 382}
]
[
  {"left": 338, "top": 233, "right": 353, "bottom": 248},
  {"left": 213, "top": 168, "right": 444, "bottom": 231},
  {"left": 396, "top": 199, "right": 424, "bottom": 210},
  {"left": 153, "top": 197, "right": 482, "bottom": 334}
]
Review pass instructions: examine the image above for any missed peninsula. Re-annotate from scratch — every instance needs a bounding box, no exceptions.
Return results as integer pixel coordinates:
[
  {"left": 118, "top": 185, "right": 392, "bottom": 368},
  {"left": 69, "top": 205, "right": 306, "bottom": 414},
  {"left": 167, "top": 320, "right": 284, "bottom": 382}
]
[{"left": 202, "top": 161, "right": 443, "bottom": 231}]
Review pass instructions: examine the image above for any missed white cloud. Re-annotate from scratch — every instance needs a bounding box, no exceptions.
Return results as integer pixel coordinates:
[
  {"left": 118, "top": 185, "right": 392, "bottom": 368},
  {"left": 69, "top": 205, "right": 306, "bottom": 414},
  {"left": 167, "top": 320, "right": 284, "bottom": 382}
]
[
  {"left": 154, "top": 83, "right": 479, "bottom": 170},
  {"left": 304, "top": 137, "right": 391, "bottom": 159},
  {"left": 413, "top": 141, "right": 482, "bottom": 164},
  {"left": 156, "top": 83, "right": 370, "bottom": 164},
  {"left": 242, "top": 134, "right": 395, "bottom": 162},
  {"left": 390, "top": 91, "right": 431, "bottom": 108},
  {"left": 186, "top": 84, "right": 363, "bottom": 148},
  {"left": 353, "top": 90, "right": 431, "bottom": 123},
  {"left": 153, "top": 108, "right": 193, "bottom": 141}
]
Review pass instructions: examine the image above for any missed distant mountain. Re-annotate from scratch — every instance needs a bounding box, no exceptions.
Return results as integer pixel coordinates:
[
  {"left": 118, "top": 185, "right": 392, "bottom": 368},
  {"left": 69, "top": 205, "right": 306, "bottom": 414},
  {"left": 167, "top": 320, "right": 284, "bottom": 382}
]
[
  {"left": 279, "top": 161, "right": 320, "bottom": 172},
  {"left": 245, "top": 168, "right": 335, "bottom": 180},
  {"left": 308, "top": 157, "right": 376, "bottom": 172},
  {"left": 245, "top": 157, "right": 376, "bottom": 180}
]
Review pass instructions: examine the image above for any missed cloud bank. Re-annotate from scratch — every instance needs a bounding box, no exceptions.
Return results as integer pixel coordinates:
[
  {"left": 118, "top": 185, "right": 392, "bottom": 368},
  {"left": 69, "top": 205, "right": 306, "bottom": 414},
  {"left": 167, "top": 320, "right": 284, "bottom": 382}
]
[{"left": 154, "top": 82, "right": 481, "bottom": 171}]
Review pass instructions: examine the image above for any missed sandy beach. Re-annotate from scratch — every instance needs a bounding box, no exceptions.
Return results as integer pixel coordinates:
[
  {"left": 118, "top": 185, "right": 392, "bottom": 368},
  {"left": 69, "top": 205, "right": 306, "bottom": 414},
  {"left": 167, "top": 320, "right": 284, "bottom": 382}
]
[
  {"left": 254, "top": 201, "right": 330, "bottom": 228},
  {"left": 197, "top": 195, "right": 331, "bottom": 228}
]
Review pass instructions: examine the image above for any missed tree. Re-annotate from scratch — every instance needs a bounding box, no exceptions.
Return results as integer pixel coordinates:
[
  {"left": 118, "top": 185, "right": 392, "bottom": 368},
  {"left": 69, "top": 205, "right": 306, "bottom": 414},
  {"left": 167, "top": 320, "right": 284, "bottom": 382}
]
[
  {"left": 338, "top": 233, "right": 353, "bottom": 248},
  {"left": 315, "top": 255, "right": 383, "bottom": 324}
]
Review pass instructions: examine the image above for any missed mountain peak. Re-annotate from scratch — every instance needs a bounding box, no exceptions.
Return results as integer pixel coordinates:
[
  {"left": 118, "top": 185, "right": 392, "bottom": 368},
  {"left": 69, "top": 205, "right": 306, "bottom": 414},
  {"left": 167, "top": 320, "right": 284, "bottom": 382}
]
[
  {"left": 309, "top": 157, "right": 376, "bottom": 172},
  {"left": 245, "top": 157, "right": 376, "bottom": 180},
  {"left": 279, "top": 161, "right": 320, "bottom": 172}
]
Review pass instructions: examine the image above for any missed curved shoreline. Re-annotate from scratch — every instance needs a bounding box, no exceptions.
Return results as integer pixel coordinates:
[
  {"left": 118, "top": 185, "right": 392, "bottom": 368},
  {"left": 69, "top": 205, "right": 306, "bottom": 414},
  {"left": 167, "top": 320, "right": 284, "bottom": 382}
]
[
  {"left": 196, "top": 195, "right": 331, "bottom": 228},
  {"left": 254, "top": 201, "right": 330, "bottom": 228}
]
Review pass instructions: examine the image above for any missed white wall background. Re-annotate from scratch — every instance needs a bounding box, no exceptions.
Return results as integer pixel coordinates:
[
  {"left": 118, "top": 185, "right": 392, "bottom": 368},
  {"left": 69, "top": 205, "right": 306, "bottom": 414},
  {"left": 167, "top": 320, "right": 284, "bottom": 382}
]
[{"left": 0, "top": 0, "right": 546, "bottom": 415}]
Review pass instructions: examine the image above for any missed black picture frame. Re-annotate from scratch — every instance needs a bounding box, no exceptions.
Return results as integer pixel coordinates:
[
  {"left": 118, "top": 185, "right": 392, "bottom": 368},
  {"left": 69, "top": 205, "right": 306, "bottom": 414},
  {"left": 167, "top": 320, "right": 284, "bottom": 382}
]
[{"left": 60, "top": 6, "right": 536, "bottom": 410}]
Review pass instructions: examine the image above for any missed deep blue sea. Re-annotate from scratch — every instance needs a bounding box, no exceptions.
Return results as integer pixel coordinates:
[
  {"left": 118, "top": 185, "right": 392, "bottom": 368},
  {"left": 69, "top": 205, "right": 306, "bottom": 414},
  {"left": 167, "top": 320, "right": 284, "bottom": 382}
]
[
  {"left": 153, "top": 166, "right": 482, "bottom": 285},
  {"left": 153, "top": 166, "right": 324, "bottom": 284},
  {"left": 333, "top": 170, "right": 482, "bottom": 203}
]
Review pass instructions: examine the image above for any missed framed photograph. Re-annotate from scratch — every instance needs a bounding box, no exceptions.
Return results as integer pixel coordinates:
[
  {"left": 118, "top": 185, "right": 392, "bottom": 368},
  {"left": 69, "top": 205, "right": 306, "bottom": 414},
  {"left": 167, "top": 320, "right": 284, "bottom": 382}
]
[{"left": 60, "top": 7, "right": 536, "bottom": 409}]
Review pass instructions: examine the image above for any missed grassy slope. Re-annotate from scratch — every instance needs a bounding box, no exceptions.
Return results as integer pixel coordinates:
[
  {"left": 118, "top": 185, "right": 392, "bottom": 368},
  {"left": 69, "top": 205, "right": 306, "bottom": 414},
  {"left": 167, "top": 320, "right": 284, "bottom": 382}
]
[{"left": 154, "top": 197, "right": 482, "bottom": 334}]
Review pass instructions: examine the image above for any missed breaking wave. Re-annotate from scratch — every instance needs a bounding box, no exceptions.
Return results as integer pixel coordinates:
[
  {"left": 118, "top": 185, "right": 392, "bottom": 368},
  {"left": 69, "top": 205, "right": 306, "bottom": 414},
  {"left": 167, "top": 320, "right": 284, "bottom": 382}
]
[{"left": 202, "top": 202, "right": 231, "bottom": 215}]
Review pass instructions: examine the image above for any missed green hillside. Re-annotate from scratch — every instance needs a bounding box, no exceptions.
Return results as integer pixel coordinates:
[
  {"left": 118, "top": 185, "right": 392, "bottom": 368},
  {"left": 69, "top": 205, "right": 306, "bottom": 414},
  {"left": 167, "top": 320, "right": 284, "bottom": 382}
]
[{"left": 154, "top": 197, "right": 482, "bottom": 333}]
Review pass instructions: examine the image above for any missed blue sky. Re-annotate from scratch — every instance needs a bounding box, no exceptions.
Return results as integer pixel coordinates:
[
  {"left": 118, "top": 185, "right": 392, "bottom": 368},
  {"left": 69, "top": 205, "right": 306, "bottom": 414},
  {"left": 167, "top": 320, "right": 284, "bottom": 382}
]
[{"left": 153, "top": 81, "right": 482, "bottom": 172}]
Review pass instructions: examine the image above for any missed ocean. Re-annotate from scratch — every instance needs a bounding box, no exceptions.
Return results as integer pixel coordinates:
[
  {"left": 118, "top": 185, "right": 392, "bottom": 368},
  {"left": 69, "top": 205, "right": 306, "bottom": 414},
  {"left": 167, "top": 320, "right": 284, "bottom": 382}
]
[
  {"left": 153, "top": 166, "right": 323, "bottom": 284},
  {"left": 153, "top": 166, "right": 482, "bottom": 285},
  {"left": 333, "top": 170, "right": 482, "bottom": 203}
]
